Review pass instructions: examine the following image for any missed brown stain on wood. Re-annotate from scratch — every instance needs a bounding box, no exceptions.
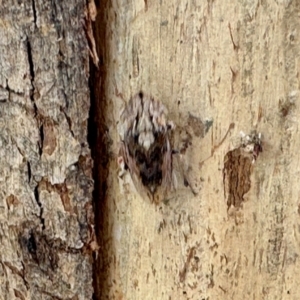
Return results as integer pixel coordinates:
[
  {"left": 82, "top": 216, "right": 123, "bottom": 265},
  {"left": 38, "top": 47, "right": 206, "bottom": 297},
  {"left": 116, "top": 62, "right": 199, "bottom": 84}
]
[
  {"left": 6, "top": 194, "right": 20, "bottom": 209},
  {"left": 223, "top": 148, "right": 252, "bottom": 210},
  {"left": 179, "top": 246, "right": 196, "bottom": 282}
]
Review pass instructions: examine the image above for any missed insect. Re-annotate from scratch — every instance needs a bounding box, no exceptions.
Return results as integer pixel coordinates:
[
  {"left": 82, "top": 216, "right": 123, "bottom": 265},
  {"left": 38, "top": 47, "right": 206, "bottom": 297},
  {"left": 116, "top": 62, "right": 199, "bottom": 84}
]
[
  {"left": 240, "top": 131, "right": 262, "bottom": 163},
  {"left": 118, "top": 92, "right": 174, "bottom": 203}
]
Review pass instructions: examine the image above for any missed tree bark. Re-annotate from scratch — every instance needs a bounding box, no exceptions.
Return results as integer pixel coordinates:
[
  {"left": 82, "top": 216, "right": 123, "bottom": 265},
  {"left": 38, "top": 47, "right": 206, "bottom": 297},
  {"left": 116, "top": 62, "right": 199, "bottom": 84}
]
[
  {"left": 0, "top": 1, "right": 94, "bottom": 299},
  {"left": 93, "top": 0, "right": 300, "bottom": 299}
]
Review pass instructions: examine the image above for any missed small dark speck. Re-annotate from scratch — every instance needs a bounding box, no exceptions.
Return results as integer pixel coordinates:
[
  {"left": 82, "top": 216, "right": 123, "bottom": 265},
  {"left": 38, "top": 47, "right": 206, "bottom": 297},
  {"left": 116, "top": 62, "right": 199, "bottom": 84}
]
[
  {"left": 205, "top": 120, "right": 213, "bottom": 133},
  {"left": 161, "top": 20, "right": 168, "bottom": 26},
  {"left": 183, "top": 291, "right": 187, "bottom": 295},
  {"left": 178, "top": 101, "right": 180, "bottom": 105},
  {"left": 180, "top": 40, "right": 183, "bottom": 44},
  {"left": 27, "top": 232, "right": 37, "bottom": 254},
  {"left": 184, "top": 178, "right": 189, "bottom": 187}
]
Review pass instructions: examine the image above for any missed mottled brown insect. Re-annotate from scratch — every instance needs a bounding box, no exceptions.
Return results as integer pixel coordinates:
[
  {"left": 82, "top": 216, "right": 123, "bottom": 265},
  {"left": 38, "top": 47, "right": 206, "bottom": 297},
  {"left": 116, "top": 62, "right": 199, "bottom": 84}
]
[
  {"left": 240, "top": 131, "right": 262, "bottom": 163},
  {"left": 118, "top": 92, "right": 174, "bottom": 202}
]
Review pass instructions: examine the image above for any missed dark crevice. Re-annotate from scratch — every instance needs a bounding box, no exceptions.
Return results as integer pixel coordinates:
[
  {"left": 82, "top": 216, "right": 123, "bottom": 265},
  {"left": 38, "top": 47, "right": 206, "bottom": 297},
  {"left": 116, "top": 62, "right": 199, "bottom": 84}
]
[
  {"left": 38, "top": 124, "right": 44, "bottom": 156},
  {"left": 33, "top": 185, "right": 45, "bottom": 230},
  {"left": 26, "top": 38, "right": 38, "bottom": 116},
  {"left": 88, "top": 0, "right": 109, "bottom": 299},
  {"left": 27, "top": 161, "right": 32, "bottom": 183},
  {"left": 5, "top": 79, "right": 10, "bottom": 102},
  {"left": 87, "top": 83, "right": 97, "bottom": 153},
  {"left": 31, "top": 0, "right": 37, "bottom": 25},
  {"left": 26, "top": 39, "right": 35, "bottom": 87},
  {"left": 27, "top": 231, "right": 37, "bottom": 254}
]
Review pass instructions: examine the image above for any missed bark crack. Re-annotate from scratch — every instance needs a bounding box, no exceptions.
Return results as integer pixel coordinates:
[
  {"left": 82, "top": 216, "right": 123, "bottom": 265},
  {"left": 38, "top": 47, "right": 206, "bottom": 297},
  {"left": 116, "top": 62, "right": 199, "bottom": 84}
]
[
  {"left": 31, "top": 0, "right": 37, "bottom": 25},
  {"left": 34, "top": 185, "right": 45, "bottom": 229},
  {"left": 4, "top": 79, "right": 24, "bottom": 98},
  {"left": 26, "top": 37, "right": 38, "bottom": 116},
  {"left": 27, "top": 161, "right": 32, "bottom": 183},
  {"left": 38, "top": 124, "right": 44, "bottom": 156},
  {"left": 60, "top": 106, "right": 74, "bottom": 137}
]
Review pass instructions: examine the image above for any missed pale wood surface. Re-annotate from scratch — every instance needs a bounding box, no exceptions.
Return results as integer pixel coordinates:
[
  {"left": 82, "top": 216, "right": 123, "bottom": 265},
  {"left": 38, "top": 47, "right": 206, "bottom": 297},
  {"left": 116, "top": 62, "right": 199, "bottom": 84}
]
[{"left": 94, "top": 0, "right": 300, "bottom": 299}]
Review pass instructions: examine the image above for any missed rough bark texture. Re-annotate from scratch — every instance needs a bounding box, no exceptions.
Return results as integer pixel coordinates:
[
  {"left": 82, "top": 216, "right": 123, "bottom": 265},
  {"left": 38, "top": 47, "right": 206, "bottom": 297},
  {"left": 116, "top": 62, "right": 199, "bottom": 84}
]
[
  {"left": 0, "top": 1, "right": 94, "bottom": 299},
  {"left": 93, "top": 0, "right": 300, "bottom": 299}
]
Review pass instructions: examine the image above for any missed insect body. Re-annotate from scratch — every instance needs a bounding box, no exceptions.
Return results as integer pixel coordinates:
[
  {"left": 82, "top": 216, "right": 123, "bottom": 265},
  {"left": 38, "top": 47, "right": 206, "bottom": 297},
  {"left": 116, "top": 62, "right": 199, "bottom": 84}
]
[
  {"left": 118, "top": 92, "right": 174, "bottom": 202},
  {"left": 240, "top": 131, "right": 262, "bottom": 163}
]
